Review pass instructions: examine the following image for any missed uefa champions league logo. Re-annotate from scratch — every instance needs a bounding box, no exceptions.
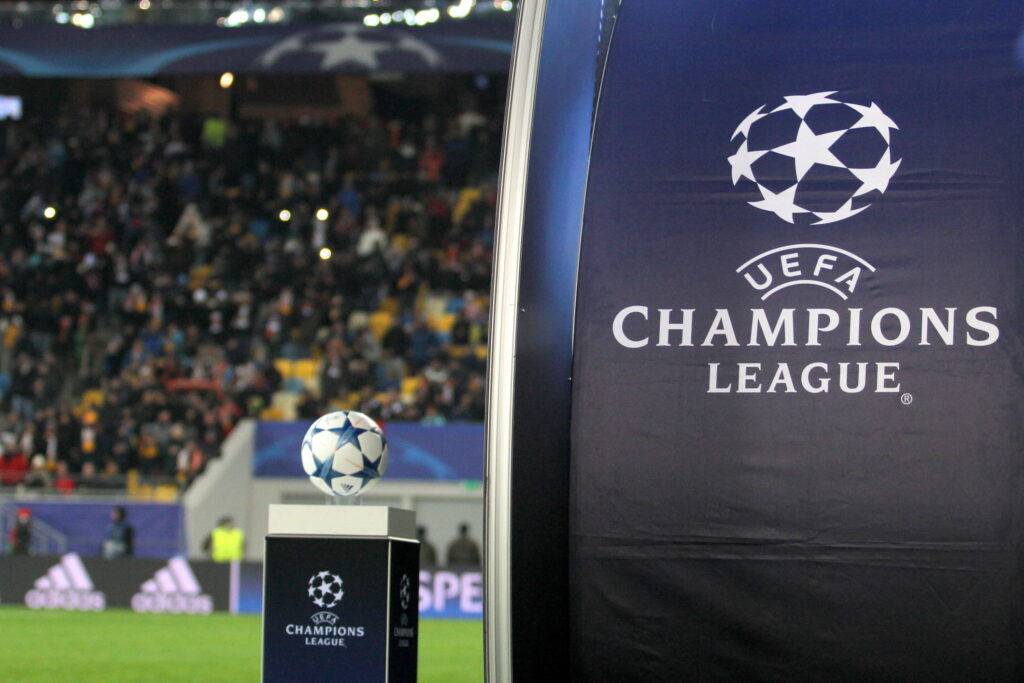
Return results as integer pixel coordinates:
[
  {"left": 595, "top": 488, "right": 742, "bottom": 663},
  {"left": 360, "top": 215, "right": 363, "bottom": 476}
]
[
  {"left": 728, "top": 91, "right": 901, "bottom": 224},
  {"left": 399, "top": 574, "right": 412, "bottom": 611},
  {"left": 286, "top": 570, "right": 365, "bottom": 646},
  {"left": 308, "top": 570, "right": 344, "bottom": 609}
]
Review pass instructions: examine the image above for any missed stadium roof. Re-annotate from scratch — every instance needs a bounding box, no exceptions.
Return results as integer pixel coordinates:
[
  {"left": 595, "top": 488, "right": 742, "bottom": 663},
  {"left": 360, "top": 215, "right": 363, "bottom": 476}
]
[{"left": 0, "top": 1, "right": 514, "bottom": 29}]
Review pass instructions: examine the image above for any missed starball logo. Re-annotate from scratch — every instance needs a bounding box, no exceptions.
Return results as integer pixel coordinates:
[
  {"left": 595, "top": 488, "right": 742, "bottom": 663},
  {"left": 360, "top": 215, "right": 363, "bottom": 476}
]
[
  {"left": 283, "top": 570, "right": 366, "bottom": 648},
  {"left": 611, "top": 92, "right": 1001, "bottom": 397}
]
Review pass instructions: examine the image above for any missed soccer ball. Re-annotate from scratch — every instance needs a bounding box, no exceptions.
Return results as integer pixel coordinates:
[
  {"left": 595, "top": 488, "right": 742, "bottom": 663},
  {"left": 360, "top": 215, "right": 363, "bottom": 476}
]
[
  {"left": 728, "top": 91, "right": 901, "bottom": 225},
  {"left": 308, "top": 570, "right": 344, "bottom": 609},
  {"left": 301, "top": 411, "right": 388, "bottom": 497}
]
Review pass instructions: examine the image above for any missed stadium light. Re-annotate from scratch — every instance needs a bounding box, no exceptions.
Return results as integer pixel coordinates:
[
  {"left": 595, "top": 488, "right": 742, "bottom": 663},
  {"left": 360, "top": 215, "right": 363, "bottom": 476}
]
[
  {"left": 43, "top": 206, "right": 57, "bottom": 220},
  {"left": 279, "top": 209, "right": 292, "bottom": 222},
  {"left": 447, "top": 0, "right": 476, "bottom": 19},
  {"left": 363, "top": 14, "right": 380, "bottom": 27},
  {"left": 267, "top": 7, "right": 285, "bottom": 23},
  {"left": 379, "top": 13, "right": 392, "bottom": 24},
  {"left": 138, "top": 0, "right": 151, "bottom": 9},
  {"left": 219, "top": 72, "right": 235, "bottom": 89},
  {"left": 253, "top": 8, "right": 266, "bottom": 23},
  {"left": 71, "top": 12, "right": 95, "bottom": 29},
  {"left": 224, "top": 8, "right": 249, "bottom": 27},
  {"left": 319, "top": 247, "right": 333, "bottom": 261},
  {"left": 315, "top": 208, "right": 330, "bottom": 221},
  {"left": 415, "top": 9, "right": 440, "bottom": 25}
]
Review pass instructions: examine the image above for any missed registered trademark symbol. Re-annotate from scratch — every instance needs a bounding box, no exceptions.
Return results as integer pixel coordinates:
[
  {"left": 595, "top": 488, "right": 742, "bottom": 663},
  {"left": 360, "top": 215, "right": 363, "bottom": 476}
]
[{"left": 900, "top": 393, "right": 913, "bottom": 405}]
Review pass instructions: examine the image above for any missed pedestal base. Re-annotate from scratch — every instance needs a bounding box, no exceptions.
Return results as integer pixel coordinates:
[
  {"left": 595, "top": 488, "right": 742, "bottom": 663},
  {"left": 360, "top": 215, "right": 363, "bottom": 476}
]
[{"left": 261, "top": 505, "right": 418, "bottom": 682}]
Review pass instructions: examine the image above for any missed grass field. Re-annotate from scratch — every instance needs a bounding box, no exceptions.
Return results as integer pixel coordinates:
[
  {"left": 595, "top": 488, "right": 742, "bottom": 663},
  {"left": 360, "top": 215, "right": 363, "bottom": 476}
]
[{"left": 0, "top": 606, "right": 482, "bottom": 682}]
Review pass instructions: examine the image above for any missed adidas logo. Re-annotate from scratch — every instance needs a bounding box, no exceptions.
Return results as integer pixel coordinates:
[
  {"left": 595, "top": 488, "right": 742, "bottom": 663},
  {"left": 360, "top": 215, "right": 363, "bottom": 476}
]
[
  {"left": 24, "top": 552, "right": 105, "bottom": 611},
  {"left": 131, "top": 556, "right": 213, "bottom": 615}
]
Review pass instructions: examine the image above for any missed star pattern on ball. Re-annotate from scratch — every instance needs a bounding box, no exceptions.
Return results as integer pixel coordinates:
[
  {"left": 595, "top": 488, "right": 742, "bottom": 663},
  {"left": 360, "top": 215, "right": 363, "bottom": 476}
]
[
  {"left": 348, "top": 451, "right": 383, "bottom": 485},
  {"left": 729, "top": 92, "right": 901, "bottom": 224},
  {"left": 316, "top": 451, "right": 343, "bottom": 489},
  {"left": 302, "top": 411, "right": 388, "bottom": 498},
  {"left": 313, "top": 420, "right": 371, "bottom": 450}
]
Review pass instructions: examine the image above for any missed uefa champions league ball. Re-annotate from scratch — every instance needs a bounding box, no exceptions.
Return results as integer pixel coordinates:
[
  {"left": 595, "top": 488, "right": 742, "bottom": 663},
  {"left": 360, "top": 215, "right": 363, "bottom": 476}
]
[{"left": 301, "top": 411, "right": 388, "bottom": 497}]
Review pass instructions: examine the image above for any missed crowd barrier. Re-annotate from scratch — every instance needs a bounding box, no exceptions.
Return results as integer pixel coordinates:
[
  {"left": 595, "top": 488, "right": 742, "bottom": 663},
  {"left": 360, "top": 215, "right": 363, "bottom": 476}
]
[{"left": 0, "top": 553, "right": 482, "bottom": 619}]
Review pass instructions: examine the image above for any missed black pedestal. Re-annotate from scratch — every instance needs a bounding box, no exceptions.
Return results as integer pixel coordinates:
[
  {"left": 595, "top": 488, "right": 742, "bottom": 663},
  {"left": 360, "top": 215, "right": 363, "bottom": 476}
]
[{"left": 261, "top": 505, "right": 419, "bottom": 682}]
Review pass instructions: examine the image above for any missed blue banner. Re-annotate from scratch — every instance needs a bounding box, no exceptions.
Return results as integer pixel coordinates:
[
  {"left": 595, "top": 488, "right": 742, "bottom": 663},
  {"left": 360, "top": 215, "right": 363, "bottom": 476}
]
[
  {"left": 565, "top": 0, "right": 1024, "bottom": 680},
  {"left": 237, "top": 562, "right": 481, "bottom": 620},
  {"left": 0, "top": 22, "right": 511, "bottom": 77},
  {"left": 254, "top": 421, "right": 483, "bottom": 481},
  {"left": 0, "top": 501, "right": 184, "bottom": 558}
]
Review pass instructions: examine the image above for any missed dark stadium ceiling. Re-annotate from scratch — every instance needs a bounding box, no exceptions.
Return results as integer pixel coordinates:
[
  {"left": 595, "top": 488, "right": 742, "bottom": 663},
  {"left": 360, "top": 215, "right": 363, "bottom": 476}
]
[{"left": 0, "top": 1, "right": 515, "bottom": 29}]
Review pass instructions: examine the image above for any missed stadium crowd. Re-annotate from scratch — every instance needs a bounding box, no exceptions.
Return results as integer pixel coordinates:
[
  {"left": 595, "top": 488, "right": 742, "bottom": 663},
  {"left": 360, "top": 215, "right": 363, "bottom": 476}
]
[{"left": 0, "top": 91, "right": 497, "bottom": 493}]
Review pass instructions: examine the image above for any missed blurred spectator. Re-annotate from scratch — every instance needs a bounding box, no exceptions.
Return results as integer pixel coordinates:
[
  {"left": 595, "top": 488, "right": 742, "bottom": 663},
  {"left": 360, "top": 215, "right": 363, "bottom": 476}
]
[
  {"left": 78, "top": 461, "right": 102, "bottom": 490},
  {"left": 446, "top": 523, "right": 482, "bottom": 568},
  {"left": 417, "top": 526, "right": 437, "bottom": 568},
  {"left": 0, "top": 93, "right": 497, "bottom": 494},
  {"left": 102, "top": 505, "right": 134, "bottom": 558},
  {"left": 8, "top": 507, "right": 31, "bottom": 554},
  {"left": 204, "top": 516, "right": 245, "bottom": 562},
  {"left": 22, "top": 454, "right": 51, "bottom": 488},
  {"left": 54, "top": 460, "right": 75, "bottom": 494}
]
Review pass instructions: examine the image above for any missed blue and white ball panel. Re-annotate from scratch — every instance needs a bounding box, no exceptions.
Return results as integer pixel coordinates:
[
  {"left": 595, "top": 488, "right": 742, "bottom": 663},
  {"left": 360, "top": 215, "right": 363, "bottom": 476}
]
[
  {"left": 347, "top": 410, "right": 382, "bottom": 434},
  {"left": 309, "top": 475, "right": 335, "bottom": 496},
  {"left": 299, "top": 410, "right": 389, "bottom": 497}
]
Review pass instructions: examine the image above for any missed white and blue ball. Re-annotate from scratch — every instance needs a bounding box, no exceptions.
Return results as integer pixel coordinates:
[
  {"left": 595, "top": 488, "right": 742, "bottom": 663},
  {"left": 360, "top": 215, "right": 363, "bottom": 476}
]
[{"left": 301, "top": 411, "right": 388, "bottom": 497}]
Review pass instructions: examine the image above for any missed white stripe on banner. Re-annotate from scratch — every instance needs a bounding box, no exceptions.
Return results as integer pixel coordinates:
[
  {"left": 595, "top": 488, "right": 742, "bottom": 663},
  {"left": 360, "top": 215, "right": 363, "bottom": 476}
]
[
  {"left": 62, "top": 553, "right": 93, "bottom": 590},
  {"left": 155, "top": 568, "right": 177, "bottom": 593},
  {"left": 228, "top": 560, "right": 239, "bottom": 614},
  {"left": 141, "top": 579, "right": 158, "bottom": 593},
  {"left": 48, "top": 565, "right": 71, "bottom": 590},
  {"left": 168, "top": 556, "right": 201, "bottom": 595}
]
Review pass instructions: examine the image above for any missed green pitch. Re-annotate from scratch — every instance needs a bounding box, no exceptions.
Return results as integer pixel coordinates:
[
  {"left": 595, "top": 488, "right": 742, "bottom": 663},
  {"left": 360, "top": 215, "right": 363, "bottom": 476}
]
[{"left": 0, "top": 606, "right": 482, "bottom": 682}]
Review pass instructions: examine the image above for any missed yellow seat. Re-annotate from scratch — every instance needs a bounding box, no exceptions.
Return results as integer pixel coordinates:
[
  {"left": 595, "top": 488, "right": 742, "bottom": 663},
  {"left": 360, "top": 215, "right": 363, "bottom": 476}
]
[
  {"left": 261, "top": 407, "right": 285, "bottom": 420},
  {"left": 153, "top": 485, "right": 180, "bottom": 502},
  {"left": 474, "top": 345, "right": 488, "bottom": 360},
  {"left": 379, "top": 297, "right": 400, "bottom": 315},
  {"left": 369, "top": 311, "right": 394, "bottom": 340},
  {"left": 448, "top": 345, "right": 468, "bottom": 358},
  {"left": 274, "top": 358, "right": 294, "bottom": 377},
  {"left": 293, "top": 359, "right": 319, "bottom": 380},
  {"left": 429, "top": 313, "right": 457, "bottom": 334},
  {"left": 81, "top": 388, "right": 104, "bottom": 407},
  {"left": 401, "top": 376, "right": 422, "bottom": 398}
]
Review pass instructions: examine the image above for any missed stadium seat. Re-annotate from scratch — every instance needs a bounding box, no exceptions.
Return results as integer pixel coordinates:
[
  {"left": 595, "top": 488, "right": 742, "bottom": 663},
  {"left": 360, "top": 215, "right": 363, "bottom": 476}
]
[
  {"left": 260, "top": 406, "right": 285, "bottom": 420},
  {"left": 429, "top": 313, "right": 457, "bottom": 334},
  {"left": 369, "top": 311, "right": 394, "bottom": 340},
  {"left": 273, "top": 358, "right": 293, "bottom": 378},
  {"left": 401, "top": 376, "right": 422, "bottom": 399},
  {"left": 292, "top": 359, "right": 319, "bottom": 380}
]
